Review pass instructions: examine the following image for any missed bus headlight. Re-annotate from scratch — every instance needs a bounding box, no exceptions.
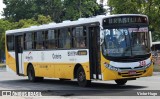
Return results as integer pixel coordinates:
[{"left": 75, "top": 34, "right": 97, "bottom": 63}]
[
  {"left": 144, "top": 62, "right": 152, "bottom": 68},
  {"left": 104, "top": 63, "right": 121, "bottom": 72}
]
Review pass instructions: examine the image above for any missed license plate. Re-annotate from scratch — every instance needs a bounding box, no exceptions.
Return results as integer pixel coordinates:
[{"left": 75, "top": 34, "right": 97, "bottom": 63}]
[{"left": 128, "top": 71, "right": 136, "bottom": 75}]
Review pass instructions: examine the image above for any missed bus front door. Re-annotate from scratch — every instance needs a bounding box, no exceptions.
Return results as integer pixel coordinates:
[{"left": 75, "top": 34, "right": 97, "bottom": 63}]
[
  {"left": 15, "top": 35, "right": 24, "bottom": 75},
  {"left": 89, "top": 26, "right": 101, "bottom": 79}
]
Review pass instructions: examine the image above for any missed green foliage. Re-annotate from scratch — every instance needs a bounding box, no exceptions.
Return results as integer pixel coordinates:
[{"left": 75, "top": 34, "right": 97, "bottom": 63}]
[
  {"left": 3, "top": 0, "right": 36, "bottom": 22},
  {"left": 37, "top": 15, "right": 52, "bottom": 25},
  {"left": 0, "top": 15, "right": 52, "bottom": 54},
  {"left": 0, "top": 0, "right": 105, "bottom": 61},
  {"left": 12, "top": 15, "right": 52, "bottom": 29},
  {"left": 3, "top": 0, "right": 104, "bottom": 22},
  {"left": 2, "top": 0, "right": 64, "bottom": 22},
  {"left": 108, "top": 0, "right": 160, "bottom": 42},
  {"left": 62, "top": 0, "right": 101, "bottom": 21},
  {"left": 0, "top": 19, "right": 13, "bottom": 51},
  {"left": 108, "top": 0, "right": 139, "bottom": 14}
]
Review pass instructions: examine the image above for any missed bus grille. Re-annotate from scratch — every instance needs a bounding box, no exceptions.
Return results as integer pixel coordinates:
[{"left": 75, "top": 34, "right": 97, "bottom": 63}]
[
  {"left": 119, "top": 66, "right": 145, "bottom": 70},
  {"left": 118, "top": 70, "right": 146, "bottom": 77}
]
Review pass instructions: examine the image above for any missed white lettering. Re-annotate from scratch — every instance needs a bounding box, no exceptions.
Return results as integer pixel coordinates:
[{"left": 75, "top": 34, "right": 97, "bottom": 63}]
[
  {"left": 137, "top": 92, "right": 148, "bottom": 96},
  {"left": 108, "top": 17, "right": 143, "bottom": 24},
  {"left": 137, "top": 92, "right": 158, "bottom": 96}
]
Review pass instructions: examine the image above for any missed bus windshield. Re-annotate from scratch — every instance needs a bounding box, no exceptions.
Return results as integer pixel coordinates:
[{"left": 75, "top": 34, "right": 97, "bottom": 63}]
[{"left": 102, "top": 27, "right": 150, "bottom": 57}]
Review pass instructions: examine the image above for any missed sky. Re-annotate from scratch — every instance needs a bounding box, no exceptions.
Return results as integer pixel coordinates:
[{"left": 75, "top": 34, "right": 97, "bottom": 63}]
[
  {"left": 0, "top": 0, "right": 108, "bottom": 19},
  {"left": 0, "top": 0, "right": 6, "bottom": 19}
]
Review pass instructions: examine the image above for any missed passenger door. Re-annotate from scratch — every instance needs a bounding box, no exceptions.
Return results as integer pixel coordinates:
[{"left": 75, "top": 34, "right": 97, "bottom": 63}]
[
  {"left": 89, "top": 25, "right": 101, "bottom": 79},
  {"left": 15, "top": 35, "right": 24, "bottom": 75}
]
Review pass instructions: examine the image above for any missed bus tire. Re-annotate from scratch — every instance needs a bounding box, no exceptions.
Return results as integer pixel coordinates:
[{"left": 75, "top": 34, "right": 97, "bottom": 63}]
[
  {"left": 27, "top": 65, "right": 44, "bottom": 82},
  {"left": 77, "top": 66, "right": 91, "bottom": 87},
  {"left": 27, "top": 65, "right": 36, "bottom": 82},
  {"left": 59, "top": 78, "right": 71, "bottom": 81},
  {"left": 36, "top": 77, "right": 44, "bottom": 81},
  {"left": 115, "top": 79, "right": 127, "bottom": 85}
]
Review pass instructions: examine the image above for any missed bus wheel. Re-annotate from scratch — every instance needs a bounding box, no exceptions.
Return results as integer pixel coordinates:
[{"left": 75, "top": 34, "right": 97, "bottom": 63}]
[
  {"left": 59, "top": 78, "right": 71, "bottom": 81},
  {"left": 77, "top": 67, "right": 91, "bottom": 87},
  {"left": 36, "top": 77, "right": 44, "bottom": 81},
  {"left": 27, "top": 65, "right": 36, "bottom": 82},
  {"left": 27, "top": 65, "right": 44, "bottom": 82},
  {"left": 115, "top": 79, "right": 127, "bottom": 85}
]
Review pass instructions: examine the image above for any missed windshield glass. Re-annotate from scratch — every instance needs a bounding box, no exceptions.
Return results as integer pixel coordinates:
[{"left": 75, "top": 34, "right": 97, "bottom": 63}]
[{"left": 102, "top": 27, "right": 150, "bottom": 57}]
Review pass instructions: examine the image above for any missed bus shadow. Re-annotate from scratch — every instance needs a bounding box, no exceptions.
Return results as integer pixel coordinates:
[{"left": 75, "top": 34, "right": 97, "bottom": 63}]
[
  {"left": 0, "top": 79, "right": 147, "bottom": 89},
  {"left": 0, "top": 78, "right": 147, "bottom": 96},
  {"left": 38, "top": 79, "right": 148, "bottom": 96},
  {"left": 43, "top": 79, "right": 147, "bottom": 88}
]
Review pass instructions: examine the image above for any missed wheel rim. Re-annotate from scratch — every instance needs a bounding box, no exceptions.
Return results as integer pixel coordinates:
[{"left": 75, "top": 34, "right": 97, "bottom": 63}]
[
  {"left": 28, "top": 69, "right": 33, "bottom": 80},
  {"left": 78, "top": 71, "right": 85, "bottom": 82}
]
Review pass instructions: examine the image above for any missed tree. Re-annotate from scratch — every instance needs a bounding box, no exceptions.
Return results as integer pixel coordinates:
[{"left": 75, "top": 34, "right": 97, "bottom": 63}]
[
  {"left": 3, "top": 0, "right": 105, "bottom": 22},
  {"left": 108, "top": 0, "right": 160, "bottom": 41},
  {"left": 3, "top": 0, "right": 62, "bottom": 22},
  {"left": 0, "top": 15, "right": 52, "bottom": 60},
  {"left": 0, "top": 19, "right": 13, "bottom": 49},
  {"left": 37, "top": 15, "right": 52, "bottom": 25},
  {"left": 0, "top": 19, "right": 13, "bottom": 62},
  {"left": 13, "top": 15, "right": 52, "bottom": 29},
  {"left": 3, "top": 0, "right": 36, "bottom": 22},
  {"left": 62, "top": 0, "right": 102, "bottom": 21}
]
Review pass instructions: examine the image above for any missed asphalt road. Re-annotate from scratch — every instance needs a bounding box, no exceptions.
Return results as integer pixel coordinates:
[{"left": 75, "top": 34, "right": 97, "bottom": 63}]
[{"left": 0, "top": 68, "right": 160, "bottom": 99}]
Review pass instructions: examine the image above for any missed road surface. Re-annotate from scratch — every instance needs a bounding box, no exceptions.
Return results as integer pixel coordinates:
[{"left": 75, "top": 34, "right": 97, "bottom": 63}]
[{"left": 0, "top": 68, "right": 160, "bottom": 99}]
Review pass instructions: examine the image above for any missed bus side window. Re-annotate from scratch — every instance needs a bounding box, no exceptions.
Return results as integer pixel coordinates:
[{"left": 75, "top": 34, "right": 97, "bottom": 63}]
[
  {"left": 31, "top": 32, "right": 37, "bottom": 49},
  {"left": 7, "top": 35, "right": 15, "bottom": 51},
  {"left": 72, "top": 26, "right": 87, "bottom": 48},
  {"left": 59, "top": 28, "right": 70, "bottom": 49},
  {"left": 25, "top": 33, "right": 32, "bottom": 50},
  {"left": 79, "top": 39, "right": 86, "bottom": 48},
  {"left": 47, "top": 29, "right": 57, "bottom": 49},
  {"left": 64, "top": 28, "right": 71, "bottom": 49},
  {"left": 36, "top": 31, "right": 44, "bottom": 49},
  {"left": 59, "top": 29, "right": 64, "bottom": 48},
  {"left": 43, "top": 31, "right": 48, "bottom": 49},
  {"left": 72, "top": 28, "right": 76, "bottom": 48}
]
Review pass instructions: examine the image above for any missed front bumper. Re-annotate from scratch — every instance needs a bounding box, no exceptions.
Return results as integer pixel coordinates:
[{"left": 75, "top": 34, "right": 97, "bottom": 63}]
[{"left": 102, "top": 63, "right": 153, "bottom": 80}]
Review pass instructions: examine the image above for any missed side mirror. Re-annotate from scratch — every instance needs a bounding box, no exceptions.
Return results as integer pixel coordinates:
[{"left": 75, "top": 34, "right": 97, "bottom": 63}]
[
  {"left": 100, "top": 26, "right": 104, "bottom": 45},
  {"left": 100, "top": 30, "right": 104, "bottom": 45}
]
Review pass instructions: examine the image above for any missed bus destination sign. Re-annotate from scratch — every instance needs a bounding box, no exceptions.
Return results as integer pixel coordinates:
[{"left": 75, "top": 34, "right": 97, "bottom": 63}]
[{"left": 103, "top": 16, "right": 148, "bottom": 26}]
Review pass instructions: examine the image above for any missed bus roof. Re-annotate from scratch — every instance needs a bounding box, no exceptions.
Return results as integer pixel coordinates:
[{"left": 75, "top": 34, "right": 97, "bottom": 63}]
[{"left": 6, "top": 14, "right": 147, "bottom": 34}]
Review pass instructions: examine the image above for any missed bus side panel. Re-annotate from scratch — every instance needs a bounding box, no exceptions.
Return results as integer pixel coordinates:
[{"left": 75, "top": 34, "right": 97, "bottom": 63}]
[
  {"left": 100, "top": 53, "right": 117, "bottom": 80},
  {"left": 5, "top": 35, "right": 16, "bottom": 73},
  {"left": 54, "top": 62, "right": 90, "bottom": 80},
  {"left": 54, "top": 63, "right": 74, "bottom": 79},
  {"left": 141, "top": 64, "right": 153, "bottom": 77},
  {"left": 6, "top": 51, "right": 16, "bottom": 72},
  {"left": 23, "top": 62, "right": 28, "bottom": 76},
  {"left": 23, "top": 50, "right": 90, "bottom": 80},
  {"left": 81, "top": 62, "right": 90, "bottom": 80}
]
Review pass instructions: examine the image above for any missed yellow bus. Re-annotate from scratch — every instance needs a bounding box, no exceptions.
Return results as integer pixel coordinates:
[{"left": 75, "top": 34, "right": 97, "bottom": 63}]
[{"left": 5, "top": 14, "right": 153, "bottom": 87}]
